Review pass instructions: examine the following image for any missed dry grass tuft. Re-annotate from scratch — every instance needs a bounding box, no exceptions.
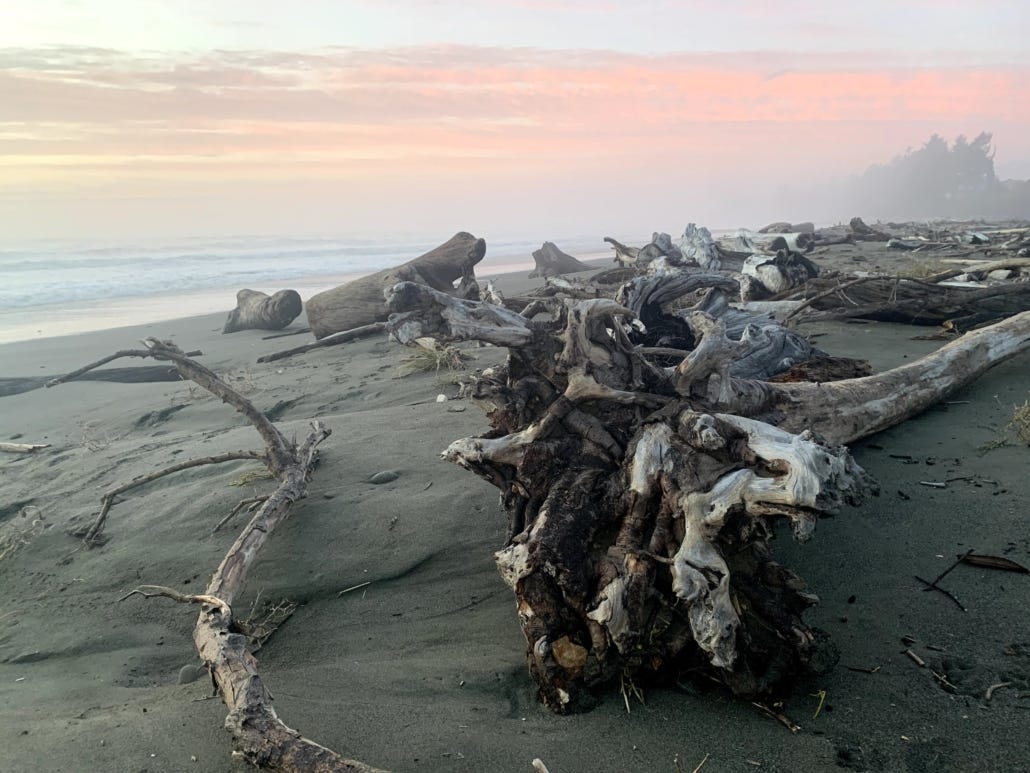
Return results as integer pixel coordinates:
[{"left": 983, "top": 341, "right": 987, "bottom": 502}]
[
  {"left": 980, "top": 397, "right": 1030, "bottom": 451},
  {"left": 397, "top": 345, "right": 470, "bottom": 378},
  {"left": 0, "top": 506, "right": 49, "bottom": 563},
  {"left": 898, "top": 259, "right": 949, "bottom": 279},
  {"left": 229, "top": 469, "right": 274, "bottom": 487},
  {"left": 236, "top": 591, "right": 299, "bottom": 651}
]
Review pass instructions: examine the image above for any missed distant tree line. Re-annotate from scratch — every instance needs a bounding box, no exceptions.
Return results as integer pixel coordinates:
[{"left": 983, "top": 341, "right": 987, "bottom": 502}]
[{"left": 848, "top": 132, "right": 1030, "bottom": 220}]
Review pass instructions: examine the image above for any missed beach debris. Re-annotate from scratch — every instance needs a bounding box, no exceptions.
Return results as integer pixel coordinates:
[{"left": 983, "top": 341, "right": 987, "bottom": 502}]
[
  {"left": 387, "top": 266, "right": 1030, "bottom": 714},
  {"left": 985, "top": 681, "right": 1013, "bottom": 701},
  {"left": 914, "top": 549, "right": 973, "bottom": 612},
  {"left": 904, "top": 649, "right": 926, "bottom": 668},
  {"left": 779, "top": 256, "right": 1030, "bottom": 330},
  {"left": 811, "top": 689, "right": 828, "bottom": 719},
  {"left": 222, "top": 288, "right": 302, "bottom": 334},
  {"left": 368, "top": 470, "right": 399, "bottom": 484},
  {"left": 261, "top": 327, "right": 311, "bottom": 340},
  {"left": 752, "top": 702, "right": 801, "bottom": 733},
  {"left": 739, "top": 250, "right": 819, "bottom": 301},
  {"left": 50, "top": 339, "right": 384, "bottom": 771},
  {"left": 918, "top": 480, "right": 947, "bottom": 488},
  {"left": 531, "top": 760, "right": 551, "bottom": 773},
  {"left": 529, "top": 241, "right": 593, "bottom": 279},
  {"left": 959, "top": 553, "right": 1029, "bottom": 573},
  {"left": 337, "top": 580, "right": 372, "bottom": 597},
  {"left": 845, "top": 664, "right": 881, "bottom": 674},
  {"left": 0, "top": 442, "right": 50, "bottom": 454},
  {"left": 305, "top": 231, "right": 485, "bottom": 340},
  {"left": 258, "top": 321, "right": 389, "bottom": 363}
]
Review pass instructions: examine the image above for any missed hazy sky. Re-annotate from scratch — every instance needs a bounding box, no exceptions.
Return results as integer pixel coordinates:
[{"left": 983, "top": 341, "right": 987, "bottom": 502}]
[{"left": 2, "top": 1, "right": 1028, "bottom": 241}]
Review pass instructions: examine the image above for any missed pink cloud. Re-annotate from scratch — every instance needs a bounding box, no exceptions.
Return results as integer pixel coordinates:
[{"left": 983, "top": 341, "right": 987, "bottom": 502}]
[{"left": 3, "top": 44, "right": 1028, "bottom": 205}]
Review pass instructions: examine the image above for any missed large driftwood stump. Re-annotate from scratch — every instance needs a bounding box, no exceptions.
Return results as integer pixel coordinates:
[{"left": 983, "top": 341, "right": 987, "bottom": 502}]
[
  {"left": 305, "top": 232, "right": 485, "bottom": 339},
  {"left": 387, "top": 277, "right": 1030, "bottom": 713},
  {"left": 529, "top": 242, "right": 593, "bottom": 278},
  {"left": 223, "top": 289, "right": 303, "bottom": 334}
]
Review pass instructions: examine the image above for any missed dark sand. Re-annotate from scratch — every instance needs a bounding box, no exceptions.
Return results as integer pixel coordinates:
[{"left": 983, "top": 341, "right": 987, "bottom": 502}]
[{"left": 1, "top": 251, "right": 1028, "bottom": 772}]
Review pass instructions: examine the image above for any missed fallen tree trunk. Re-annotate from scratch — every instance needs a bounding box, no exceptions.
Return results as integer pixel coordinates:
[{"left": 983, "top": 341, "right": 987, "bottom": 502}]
[
  {"left": 305, "top": 232, "right": 485, "bottom": 339},
  {"left": 223, "top": 289, "right": 303, "bottom": 334},
  {"left": 387, "top": 280, "right": 1030, "bottom": 713}
]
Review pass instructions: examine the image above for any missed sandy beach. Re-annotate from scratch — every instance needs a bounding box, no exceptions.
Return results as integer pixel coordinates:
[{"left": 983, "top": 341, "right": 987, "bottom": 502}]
[{"left": 1, "top": 253, "right": 1029, "bottom": 773}]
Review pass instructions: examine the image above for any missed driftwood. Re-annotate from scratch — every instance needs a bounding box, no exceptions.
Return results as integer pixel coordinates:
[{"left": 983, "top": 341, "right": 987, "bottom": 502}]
[
  {"left": 787, "top": 272, "right": 1030, "bottom": 328},
  {"left": 759, "top": 221, "right": 815, "bottom": 234},
  {"left": 739, "top": 251, "right": 820, "bottom": 301},
  {"left": 0, "top": 442, "right": 50, "bottom": 454},
  {"left": 223, "top": 289, "right": 303, "bottom": 334},
  {"left": 258, "top": 322, "right": 388, "bottom": 364},
  {"left": 305, "top": 232, "right": 485, "bottom": 339},
  {"left": 605, "top": 227, "right": 722, "bottom": 271},
  {"left": 387, "top": 277, "right": 1030, "bottom": 713},
  {"left": 529, "top": 242, "right": 593, "bottom": 278},
  {"left": 1, "top": 365, "right": 183, "bottom": 398},
  {"left": 49, "top": 339, "right": 384, "bottom": 771}
]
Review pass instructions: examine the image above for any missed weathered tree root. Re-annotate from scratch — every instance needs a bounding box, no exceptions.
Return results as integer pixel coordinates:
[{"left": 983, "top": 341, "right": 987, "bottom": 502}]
[
  {"left": 53, "top": 339, "right": 387, "bottom": 772},
  {"left": 388, "top": 279, "right": 1030, "bottom": 713}
]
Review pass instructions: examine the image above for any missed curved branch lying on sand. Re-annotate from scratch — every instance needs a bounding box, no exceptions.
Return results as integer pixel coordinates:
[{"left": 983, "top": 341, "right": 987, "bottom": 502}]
[{"left": 53, "top": 340, "right": 387, "bottom": 772}]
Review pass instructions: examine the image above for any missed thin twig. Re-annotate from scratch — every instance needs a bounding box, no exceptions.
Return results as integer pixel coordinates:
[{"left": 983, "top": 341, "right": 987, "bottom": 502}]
[
  {"left": 257, "top": 322, "right": 387, "bottom": 363},
  {"left": 914, "top": 575, "right": 967, "bottom": 612},
  {"left": 985, "top": 682, "right": 1012, "bottom": 702},
  {"left": 80, "top": 450, "right": 267, "bottom": 545},
  {"left": 119, "top": 584, "right": 231, "bottom": 616},
  {"left": 213, "top": 496, "right": 268, "bottom": 533},
  {"left": 336, "top": 581, "right": 373, "bottom": 597}
]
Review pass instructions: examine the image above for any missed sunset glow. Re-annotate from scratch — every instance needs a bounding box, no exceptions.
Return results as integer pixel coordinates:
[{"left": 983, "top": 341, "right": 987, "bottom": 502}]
[{"left": 2, "top": 2, "right": 1028, "bottom": 239}]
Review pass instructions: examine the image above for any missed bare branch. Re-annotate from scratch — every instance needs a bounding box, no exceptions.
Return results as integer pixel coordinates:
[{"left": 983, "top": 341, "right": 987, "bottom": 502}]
[{"left": 78, "top": 450, "right": 267, "bottom": 546}]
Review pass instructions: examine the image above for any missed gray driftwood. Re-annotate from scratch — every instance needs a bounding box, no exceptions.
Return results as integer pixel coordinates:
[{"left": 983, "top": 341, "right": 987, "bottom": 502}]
[
  {"left": 387, "top": 277, "right": 1030, "bottom": 714},
  {"left": 305, "top": 232, "right": 485, "bottom": 340},
  {"left": 51, "top": 339, "right": 386, "bottom": 772},
  {"left": 529, "top": 242, "right": 593, "bottom": 278},
  {"left": 223, "top": 289, "right": 303, "bottom": 334}
]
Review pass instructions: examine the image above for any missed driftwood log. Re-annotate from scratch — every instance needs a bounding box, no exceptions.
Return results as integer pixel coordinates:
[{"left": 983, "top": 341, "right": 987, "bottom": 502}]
[
  {"left": 305, "top": 232, "right": 484, "bottom": 339},
  {"left": 1, "top": 365, "right": 183, "bottom": 398},
  {"left": 386, "top": 279, "right": 1030, "bottom": 713},
  {"left": 529, "top": 242, "right": 593, "bottom": 278},
  {"left": 223, "top": 289, "right": 303, "bottom": 334},
  {"left": 785, "top": 269, "right": 1030, "bottom": 329},
  {"left": 49, "top": 339, "right": 385, "bottom": 772}
]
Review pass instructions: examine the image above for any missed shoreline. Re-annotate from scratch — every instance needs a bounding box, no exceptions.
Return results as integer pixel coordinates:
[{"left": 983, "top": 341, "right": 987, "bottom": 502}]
[{"left": 0, "top": 252, "right": 615, "bottom": 346}]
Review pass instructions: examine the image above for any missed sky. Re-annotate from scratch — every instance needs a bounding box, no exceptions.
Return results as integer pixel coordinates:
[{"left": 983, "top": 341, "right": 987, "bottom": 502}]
[{"left": 2, "top": 0, "right": 1028, "bottom": 241}]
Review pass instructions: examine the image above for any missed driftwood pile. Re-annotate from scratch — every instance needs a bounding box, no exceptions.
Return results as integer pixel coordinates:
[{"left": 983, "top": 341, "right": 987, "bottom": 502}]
[
  {"left": 305, "top": 232, "right": 484, "bottom": 339},
  {"left": 28, "top": 218, "right": 1030, "bottom": 771},
  {"left": 386, "top": 269, "right": 1030, "bottom": 713}
]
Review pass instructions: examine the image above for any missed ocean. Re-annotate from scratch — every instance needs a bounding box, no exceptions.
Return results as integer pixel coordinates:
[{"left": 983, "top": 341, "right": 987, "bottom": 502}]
[{"left": 0, "top": 234, "right": 614, "bottom": 344}]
